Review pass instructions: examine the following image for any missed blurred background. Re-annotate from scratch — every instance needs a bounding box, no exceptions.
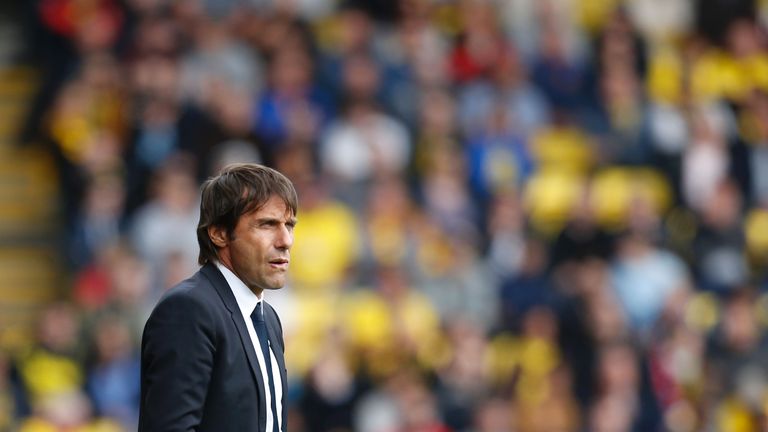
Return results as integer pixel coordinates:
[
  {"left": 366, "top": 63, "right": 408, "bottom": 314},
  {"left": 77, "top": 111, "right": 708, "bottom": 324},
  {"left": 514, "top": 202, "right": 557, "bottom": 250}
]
[{"left": 1, "top": 0, "right": 768, "bottom": 430}]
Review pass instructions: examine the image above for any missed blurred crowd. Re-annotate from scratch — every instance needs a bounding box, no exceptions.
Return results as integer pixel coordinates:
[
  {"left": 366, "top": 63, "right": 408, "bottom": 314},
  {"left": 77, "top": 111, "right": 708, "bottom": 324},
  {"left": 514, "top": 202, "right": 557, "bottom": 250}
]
[{"left": 5, "top": 0, "right": 768, "bottom": 430}]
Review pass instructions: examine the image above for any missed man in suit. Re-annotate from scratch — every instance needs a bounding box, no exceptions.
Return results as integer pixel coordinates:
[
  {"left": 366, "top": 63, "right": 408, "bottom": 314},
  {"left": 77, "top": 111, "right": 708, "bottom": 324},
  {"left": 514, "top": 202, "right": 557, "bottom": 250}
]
[{"left": 139, "top": 163, "right": 297, "bottom": 431}]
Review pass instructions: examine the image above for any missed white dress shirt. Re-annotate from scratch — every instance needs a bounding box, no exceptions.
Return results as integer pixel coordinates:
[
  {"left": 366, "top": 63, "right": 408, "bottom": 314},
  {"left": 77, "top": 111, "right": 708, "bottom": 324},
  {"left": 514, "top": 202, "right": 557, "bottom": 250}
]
[{"left": 216, "top": 262, "right": 283, "bottom": 431}]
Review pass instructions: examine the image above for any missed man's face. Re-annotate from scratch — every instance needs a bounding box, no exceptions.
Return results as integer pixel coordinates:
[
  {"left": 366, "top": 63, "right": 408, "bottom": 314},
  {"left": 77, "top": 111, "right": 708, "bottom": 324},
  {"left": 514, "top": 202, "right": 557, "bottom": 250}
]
[{"left": 213, "top": 195, "right": 296, "bottom": 294}]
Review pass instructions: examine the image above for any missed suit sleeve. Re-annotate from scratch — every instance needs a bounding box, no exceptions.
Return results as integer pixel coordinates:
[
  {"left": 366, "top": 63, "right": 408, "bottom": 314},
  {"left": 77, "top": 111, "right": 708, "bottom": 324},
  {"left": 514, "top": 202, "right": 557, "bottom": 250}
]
[{"left": 139, "top": 292, "right": 217, "bottom": 431}]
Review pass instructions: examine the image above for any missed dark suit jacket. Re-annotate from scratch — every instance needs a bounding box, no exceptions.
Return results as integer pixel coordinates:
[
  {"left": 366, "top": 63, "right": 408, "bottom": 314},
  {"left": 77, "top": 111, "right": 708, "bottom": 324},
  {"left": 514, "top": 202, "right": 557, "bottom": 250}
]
[{"left": 139, "top": 264, "right": 287, "bottom": 431}]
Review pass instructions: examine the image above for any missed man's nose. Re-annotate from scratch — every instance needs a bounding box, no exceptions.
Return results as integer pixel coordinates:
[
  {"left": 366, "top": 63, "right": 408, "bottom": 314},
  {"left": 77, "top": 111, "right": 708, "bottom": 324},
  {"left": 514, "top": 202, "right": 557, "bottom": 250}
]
[{"left": 275, "top": 224, "right": 293, "bottom": 249}]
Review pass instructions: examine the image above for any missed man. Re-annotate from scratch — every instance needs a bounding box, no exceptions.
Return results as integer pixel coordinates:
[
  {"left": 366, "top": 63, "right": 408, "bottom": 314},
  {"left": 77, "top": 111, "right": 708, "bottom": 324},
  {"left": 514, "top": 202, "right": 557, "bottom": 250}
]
[{"left": 139, "top": 163, "right": 297, "bottom": 431}]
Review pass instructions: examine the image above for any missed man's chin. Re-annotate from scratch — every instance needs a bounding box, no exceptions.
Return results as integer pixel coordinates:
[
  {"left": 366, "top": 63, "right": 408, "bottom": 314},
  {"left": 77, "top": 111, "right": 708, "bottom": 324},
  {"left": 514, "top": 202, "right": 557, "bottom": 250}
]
[{"left": 265, "top": 279, "right": 287, "bottom": 290}]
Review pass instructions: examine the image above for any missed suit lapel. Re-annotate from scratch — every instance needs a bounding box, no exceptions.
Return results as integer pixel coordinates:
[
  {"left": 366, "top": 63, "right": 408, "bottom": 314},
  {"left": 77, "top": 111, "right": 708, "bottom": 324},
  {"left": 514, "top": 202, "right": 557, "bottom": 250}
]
[
  {"left": 200, "top": 264, "right": 268, "bottom": 430},
  {"left": 264, "top": 304, "right": 288, "bottom": 430},
  {"left": 230, "top": 310, "right": 268, "bottom": 431}
]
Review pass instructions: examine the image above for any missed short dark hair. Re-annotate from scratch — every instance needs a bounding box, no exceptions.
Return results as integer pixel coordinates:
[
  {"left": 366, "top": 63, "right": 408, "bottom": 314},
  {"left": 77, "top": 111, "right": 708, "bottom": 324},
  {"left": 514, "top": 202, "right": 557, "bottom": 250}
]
[{"left": 197, "top": 163, "right": 298, "bottom": 265}]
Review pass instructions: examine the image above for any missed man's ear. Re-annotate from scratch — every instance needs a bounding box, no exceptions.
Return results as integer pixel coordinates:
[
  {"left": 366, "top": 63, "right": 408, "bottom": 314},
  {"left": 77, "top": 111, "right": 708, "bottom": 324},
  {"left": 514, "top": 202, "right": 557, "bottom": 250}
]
[{"left": 208, "top": 225, "right": 229, "bottom": 248}]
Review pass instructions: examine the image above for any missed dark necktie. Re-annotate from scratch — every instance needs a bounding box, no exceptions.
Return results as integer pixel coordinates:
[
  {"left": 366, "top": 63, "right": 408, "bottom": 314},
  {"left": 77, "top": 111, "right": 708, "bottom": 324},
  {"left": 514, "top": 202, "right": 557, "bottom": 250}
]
[{"left": 251, "top": 302, "right": 280, "bottom": 432}]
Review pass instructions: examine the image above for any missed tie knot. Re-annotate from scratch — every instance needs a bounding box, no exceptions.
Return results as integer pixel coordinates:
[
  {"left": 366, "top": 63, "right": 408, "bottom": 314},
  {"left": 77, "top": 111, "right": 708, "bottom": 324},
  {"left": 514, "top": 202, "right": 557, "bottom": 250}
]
[{"left": 252, "top": 302, "right": 264, "bottom": 323}]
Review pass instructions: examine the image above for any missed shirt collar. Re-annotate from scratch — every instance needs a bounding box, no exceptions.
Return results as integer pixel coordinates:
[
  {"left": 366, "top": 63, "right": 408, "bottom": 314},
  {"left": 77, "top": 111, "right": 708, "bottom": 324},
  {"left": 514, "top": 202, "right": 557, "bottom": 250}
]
[{"left": 215, "top": 262, "right": 263, "bottom": 317}]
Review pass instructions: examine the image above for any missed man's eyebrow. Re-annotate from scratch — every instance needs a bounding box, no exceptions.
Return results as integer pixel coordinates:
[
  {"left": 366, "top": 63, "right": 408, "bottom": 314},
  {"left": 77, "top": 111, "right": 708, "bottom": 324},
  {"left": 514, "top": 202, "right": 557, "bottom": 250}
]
[{"left": 253, "top": 216, "right": 298, "bottom": 225}]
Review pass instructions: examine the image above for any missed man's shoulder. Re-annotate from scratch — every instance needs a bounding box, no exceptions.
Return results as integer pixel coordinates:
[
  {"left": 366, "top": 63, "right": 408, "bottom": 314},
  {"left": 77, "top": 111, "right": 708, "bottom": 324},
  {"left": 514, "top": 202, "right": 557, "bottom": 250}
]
[
  {"left": 140, "top": 268, "right": 225, "bottom": 362},
  {"left": 162, "top": 269, "right": 215, "bottom": 301},
  {"left": 147, "top": 268, "right": 222, "bottom": 321}
]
